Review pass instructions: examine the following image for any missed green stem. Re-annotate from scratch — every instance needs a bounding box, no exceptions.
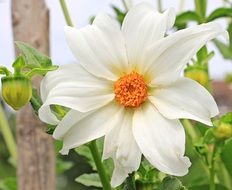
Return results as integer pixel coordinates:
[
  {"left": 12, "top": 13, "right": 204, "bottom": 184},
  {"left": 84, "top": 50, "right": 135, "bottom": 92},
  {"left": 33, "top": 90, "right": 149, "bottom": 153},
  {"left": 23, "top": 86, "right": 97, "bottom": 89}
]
[
  {"left": 0, "top": 104, "right": 17, "bottom": 165},
  {"left": 58, "top": 2, "right": 111, "bottom": 189},
  {"left": 157, "top": 0, "right": 162, "bottom": 12},
  {"left": 182, "top": 119, "right": 199, "bottom": 142},
  {"left": 209, "top": 145, "right": 216, "bottom": 190},
  {"left": 88, "top": 140, "right": 112, "bottom": 190},
  {"left": 194, "top": 0, "right": 207, "bottom": 23},
  {"left": 59, "top": 0, "right": 74, "bottom": 27}
]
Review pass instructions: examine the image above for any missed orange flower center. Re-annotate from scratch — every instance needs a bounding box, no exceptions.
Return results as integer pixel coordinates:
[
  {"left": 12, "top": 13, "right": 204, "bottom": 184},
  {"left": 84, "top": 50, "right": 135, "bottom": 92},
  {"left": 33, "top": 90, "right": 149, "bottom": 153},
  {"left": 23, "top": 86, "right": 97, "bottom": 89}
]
[{"left": 114, "top": 71, "right": 148, "bottom": 108}]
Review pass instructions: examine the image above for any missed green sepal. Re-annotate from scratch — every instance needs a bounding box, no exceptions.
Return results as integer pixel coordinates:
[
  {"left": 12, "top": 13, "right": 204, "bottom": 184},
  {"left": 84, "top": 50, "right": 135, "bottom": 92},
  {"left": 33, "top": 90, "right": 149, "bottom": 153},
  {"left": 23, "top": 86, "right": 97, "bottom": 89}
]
[
  {"left": 0, "top": 66, "right": 11, "bottom": 76},
  {"left": 12, "top": 56, "right": 25, "bottom": 75},
  {"left": 111, "top": 5, "right": 126, "bottom": 25},
  {"left": 175, "top": 11, "right": 201, "bottom": 29},
  {"left": 26, "top": 65, "right": 58, "bottom": 78},
  {"left": 207, "top": 8, "right": 232, "bottom": 22},
  {"left": 196, "top": 46, "right": 208, "bottom": 63},
  {"left": 194, "top": 141, "right": 209, "bottom": 155},
  {"left": 15, "top": 41, "right": 52, "bottom": 69}
]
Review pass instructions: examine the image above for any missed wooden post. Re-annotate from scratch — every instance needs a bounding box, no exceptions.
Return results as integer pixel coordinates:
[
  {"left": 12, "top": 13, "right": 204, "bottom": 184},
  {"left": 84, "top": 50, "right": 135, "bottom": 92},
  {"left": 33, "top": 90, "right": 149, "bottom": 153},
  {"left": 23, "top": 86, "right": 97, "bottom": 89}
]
[{"left": 11, "top": 0, "right": 55, "bottom": 190}]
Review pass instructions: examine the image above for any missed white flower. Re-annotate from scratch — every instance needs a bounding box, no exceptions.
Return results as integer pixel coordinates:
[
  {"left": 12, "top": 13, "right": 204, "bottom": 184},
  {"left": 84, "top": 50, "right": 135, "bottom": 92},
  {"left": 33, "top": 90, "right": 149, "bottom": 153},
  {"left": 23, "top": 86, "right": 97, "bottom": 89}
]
[{"left": 39, "top": 3, "right": 227, "bottom": 187}]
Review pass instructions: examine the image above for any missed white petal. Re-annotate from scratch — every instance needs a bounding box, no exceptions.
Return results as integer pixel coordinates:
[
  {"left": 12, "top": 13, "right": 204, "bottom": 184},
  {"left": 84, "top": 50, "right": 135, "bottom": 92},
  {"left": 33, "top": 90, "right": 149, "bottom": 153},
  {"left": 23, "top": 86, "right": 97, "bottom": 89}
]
[
  {"left": 143, "top": 22, "right": 227, "bottom": 84},
  {"left": 122, "top": 2, "right": 175, "bottom": 67},
  {"left": 111, "top": 163, "right": 129, "bottom": 188},
  {"left": 149, "top": 77, "right": 219, "bottom": 126},
  {"left": 103, "top": 111, "right": 141, "bottom": 187},
  {"left": 133, "top": 103, "right": 191, "bottom": 176},
  {"left": 54, "top": 102, "right": 122, "bottom": 155},
  {"left": 65, "top": 13, "right": 128, "bottom": 80},
  {"left": 39, "top": 64, "right": 114, "bottom": 125}
]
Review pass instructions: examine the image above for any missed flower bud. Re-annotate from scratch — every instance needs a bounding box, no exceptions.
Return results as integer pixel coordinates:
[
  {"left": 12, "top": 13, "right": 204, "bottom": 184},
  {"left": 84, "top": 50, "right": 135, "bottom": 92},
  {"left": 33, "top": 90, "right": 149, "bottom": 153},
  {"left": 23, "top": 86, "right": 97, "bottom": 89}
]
[
  {"left": 1, "top": 76, "right": 32, "bottom": 110},
  {"left": 213, "top": 122, "right": 232, "bottom": 140},
  {"left": 213, "top": 113, "right": 232, "bottom": 140},
  {"left": 185, "top": 68, "right": 209, "bottom": 88}
]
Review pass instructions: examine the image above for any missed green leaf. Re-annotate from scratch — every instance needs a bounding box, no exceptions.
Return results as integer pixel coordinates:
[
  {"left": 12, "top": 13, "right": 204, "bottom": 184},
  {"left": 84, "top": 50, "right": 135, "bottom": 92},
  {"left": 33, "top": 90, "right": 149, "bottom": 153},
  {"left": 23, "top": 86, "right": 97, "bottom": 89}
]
[
  {"left": 75, "top": 145, "right": 96, "bottom": 170},
  {"left": 157, "top": 177, "right": 188, "bottom": 190},
  {"left": 15, "top": 41, "right": 52, "bottom": 68},
  {"left": 220, "top": 112, "right": 232, "bottom": 124},
  {"left": 221, "top": 138, "right": 232, "bottom": 176},
  {"left": 56, "top": 158, "right": 73, "bottom": 174},
  {"left": 188, "top": 184, "right": 228, "bottom": 190},
  {"left": 0, "top": 178, "right": 17, "bottom": 190},
  {"left": 75, "top": 173, "right": 102, "bottom": 188},
  {"left": 207, "top": 8, "right": 232, "bottom": 22},
  {"left": 175, "top": 11, "right": 201, "bottom": 29},
  {"left": 123, "top": 174, "right": 136, "bottom": 190},
  {"left": 213, "top": 39, "right": 232, "bottom": 60}
]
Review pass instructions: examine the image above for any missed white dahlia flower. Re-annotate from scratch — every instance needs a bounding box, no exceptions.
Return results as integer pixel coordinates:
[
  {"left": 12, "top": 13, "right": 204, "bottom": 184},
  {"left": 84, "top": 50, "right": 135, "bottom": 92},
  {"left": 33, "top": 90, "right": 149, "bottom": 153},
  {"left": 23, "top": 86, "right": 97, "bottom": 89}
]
[{"left": 38, "top": 3, "right": 227, "bottom": 187}]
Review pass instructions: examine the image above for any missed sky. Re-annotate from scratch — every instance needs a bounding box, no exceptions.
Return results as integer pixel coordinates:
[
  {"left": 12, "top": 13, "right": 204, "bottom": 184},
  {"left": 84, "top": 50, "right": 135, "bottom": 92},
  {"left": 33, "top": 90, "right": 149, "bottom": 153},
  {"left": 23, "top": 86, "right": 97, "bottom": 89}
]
[{"left": 0, "top": 0, "right": 232, "bottom": 80}]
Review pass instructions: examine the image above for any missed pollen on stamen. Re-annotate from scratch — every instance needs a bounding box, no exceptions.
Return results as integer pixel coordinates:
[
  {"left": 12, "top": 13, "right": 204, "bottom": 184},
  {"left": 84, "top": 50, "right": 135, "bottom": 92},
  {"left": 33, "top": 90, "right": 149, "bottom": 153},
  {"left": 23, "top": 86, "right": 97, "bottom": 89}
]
[{"left": 114, "top": 71, "right": 148, "bottom": 108}]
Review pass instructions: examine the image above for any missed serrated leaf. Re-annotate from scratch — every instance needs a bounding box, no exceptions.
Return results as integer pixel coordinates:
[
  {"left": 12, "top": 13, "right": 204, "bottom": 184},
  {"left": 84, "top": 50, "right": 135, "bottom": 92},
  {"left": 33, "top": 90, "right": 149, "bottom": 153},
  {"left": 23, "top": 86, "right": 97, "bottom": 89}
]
[
  {"left": 75, "top": 173, "right": 102, "bottom": 188},
  {"left": 207, "top": 8, "right": 232, "bottom": 22},
  {"left": 158, "top": 177, "right": 188, "bottom": 190},
  {"left": 175, "top": 11, "right": 201, "bottom": 29},
  {"left": 15, "top": 41, "right": 52, "bottom": 68},
  {"left": 221, "top": 138, "right": 232, "bottom": 176}
]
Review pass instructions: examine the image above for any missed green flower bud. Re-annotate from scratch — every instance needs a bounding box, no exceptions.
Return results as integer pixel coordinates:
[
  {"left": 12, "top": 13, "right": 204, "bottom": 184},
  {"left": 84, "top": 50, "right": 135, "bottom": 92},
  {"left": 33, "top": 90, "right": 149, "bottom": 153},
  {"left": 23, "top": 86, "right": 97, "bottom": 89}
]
[
  {"left": 185, "top": 67, "right": 209, "bottom": 88},
  {"left": 213, "top": 113, "right": 232, "bottom": 140},
  {"left": 214, "top": 122, "right": 232, "bottom": 140},
  {"left": 1, "top": 76, "right": 32, "bottom": 110}
]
